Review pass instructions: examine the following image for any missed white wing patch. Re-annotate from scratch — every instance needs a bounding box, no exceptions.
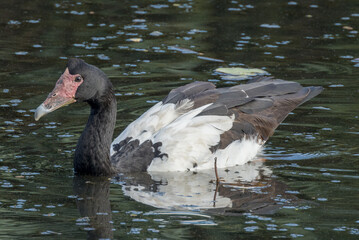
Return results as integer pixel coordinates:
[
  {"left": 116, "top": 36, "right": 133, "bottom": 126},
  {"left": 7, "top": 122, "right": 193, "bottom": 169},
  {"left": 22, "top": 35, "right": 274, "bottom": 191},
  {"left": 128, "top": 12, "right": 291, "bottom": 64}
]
[
  {"left": 148, "top": 105, "right": 235, "bottom": 171},
  {"left": 110, "top": 99, "right": 193, "bottom": 156},
  {"left": 197, "top": 138, "right": 263, "bottom": 170}
]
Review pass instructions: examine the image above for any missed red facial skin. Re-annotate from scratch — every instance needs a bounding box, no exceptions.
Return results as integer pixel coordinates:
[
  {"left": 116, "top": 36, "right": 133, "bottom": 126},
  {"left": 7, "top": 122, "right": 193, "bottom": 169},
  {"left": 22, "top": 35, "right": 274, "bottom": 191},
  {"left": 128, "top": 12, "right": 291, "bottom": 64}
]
[{"left": 43, "top": 68, "right": 83, "bottom": 110}]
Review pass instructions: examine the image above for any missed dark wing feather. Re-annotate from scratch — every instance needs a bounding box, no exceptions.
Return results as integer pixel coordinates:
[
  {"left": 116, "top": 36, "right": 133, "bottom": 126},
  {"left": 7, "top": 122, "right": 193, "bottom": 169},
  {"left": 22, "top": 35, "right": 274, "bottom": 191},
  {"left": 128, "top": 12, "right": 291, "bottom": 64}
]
[
  {"left": 162, "top": 81, "right": 216, "bottom": 104},
  {"left": 198, "top": 97, "right": 254, "bottom": 117},
  {"left": 214, "top": 83, "right": 323, "bottom": 150},
  {"left": 232, "top": 80, "right": 302, "bottom": 97},
  {"left": 112, "top": 138, "right": 162, "bottom": 172},
  {"left": 197, "top": 103, "right": 229, "bottom": 117},
  {"left": 237, "top": 98, "right": 274, "bottom": 114}
]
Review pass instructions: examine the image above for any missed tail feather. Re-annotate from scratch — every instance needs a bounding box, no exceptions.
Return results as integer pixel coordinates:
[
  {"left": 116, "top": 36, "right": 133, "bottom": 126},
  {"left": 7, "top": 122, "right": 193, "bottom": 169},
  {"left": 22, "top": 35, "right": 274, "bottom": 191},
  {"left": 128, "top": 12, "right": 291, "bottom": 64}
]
[{"left": 301, "top": 86, "right": 324, "bottom": 105}]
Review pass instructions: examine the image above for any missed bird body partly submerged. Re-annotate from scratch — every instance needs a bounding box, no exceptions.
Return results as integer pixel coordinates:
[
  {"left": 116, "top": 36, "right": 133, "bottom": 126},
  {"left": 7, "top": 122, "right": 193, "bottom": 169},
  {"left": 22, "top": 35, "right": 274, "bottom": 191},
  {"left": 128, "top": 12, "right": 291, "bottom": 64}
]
[
  {"left": 35, "top": 59, "right": 323, "bottom": 176},
  {"left": 110, "top": 94, "right": 263, "bottom": 172}
]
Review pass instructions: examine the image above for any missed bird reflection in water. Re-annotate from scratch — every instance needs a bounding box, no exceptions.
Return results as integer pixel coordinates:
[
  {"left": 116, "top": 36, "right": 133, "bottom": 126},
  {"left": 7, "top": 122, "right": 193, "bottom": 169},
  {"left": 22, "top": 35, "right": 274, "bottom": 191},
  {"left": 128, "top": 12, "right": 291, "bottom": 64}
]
[
  {"left": 120, "top": 160, "right": 298, "bottom": 215},
  {"left": 72, "top": 160, "right": 299, "bottom": 238},
  {"left": 73, "top": 176, "right": 114, "bottom": 239}
]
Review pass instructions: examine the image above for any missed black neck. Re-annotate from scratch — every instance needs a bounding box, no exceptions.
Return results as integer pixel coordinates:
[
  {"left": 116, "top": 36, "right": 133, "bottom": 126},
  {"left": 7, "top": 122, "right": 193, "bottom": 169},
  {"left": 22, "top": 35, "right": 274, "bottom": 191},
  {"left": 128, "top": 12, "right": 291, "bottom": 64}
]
[{"left": 74, "top": 89, "right": 117, "bottom": 176}]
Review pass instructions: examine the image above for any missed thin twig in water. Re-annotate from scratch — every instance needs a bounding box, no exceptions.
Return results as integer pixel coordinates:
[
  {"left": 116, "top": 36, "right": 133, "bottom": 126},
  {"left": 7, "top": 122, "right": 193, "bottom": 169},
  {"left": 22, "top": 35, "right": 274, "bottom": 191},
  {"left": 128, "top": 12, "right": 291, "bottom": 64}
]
[
  {"left": 214, "top": 157, "right": 219, "bottom": 184},
  {"left": 213, "top": 180, "right": 219, "bottom": 207},
  {"left": 213, "top": 157, "right": 219, "bottom": 207}
]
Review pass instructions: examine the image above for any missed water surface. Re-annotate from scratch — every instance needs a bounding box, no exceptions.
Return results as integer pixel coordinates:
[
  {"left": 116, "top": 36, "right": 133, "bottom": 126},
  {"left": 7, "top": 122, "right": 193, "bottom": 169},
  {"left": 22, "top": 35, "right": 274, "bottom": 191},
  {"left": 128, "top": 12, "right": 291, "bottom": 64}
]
[{"left": 0, "top": 0, "right": 359, "bottom": 239}]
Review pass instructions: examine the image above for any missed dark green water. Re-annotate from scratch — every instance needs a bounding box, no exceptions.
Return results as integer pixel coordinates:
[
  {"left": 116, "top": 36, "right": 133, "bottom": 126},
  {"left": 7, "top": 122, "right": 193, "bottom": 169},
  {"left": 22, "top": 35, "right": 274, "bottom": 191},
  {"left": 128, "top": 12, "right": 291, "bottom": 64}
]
[{"left": 1, "top": 0, "right": 359, "bottom": 239}]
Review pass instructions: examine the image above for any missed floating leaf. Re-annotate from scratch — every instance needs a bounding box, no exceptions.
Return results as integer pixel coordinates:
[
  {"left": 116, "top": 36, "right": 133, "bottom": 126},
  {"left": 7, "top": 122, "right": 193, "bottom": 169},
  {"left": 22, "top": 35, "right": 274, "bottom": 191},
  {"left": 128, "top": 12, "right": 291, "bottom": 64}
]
[
  {"left": 215, "top": 67, "right": 269, "bottom": 80},
  {"left": 343, "top": 26, "right": 354, "bottom": 30},
  {"left": 127, "top": 38, "right": 143, "bottom": 43}
]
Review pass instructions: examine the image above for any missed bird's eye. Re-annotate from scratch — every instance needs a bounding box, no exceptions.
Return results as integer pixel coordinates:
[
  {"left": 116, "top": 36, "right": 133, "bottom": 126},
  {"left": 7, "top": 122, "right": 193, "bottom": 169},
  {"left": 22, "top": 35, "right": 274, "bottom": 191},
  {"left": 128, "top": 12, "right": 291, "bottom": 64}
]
[{"left": 75, "top": 76, "right": 82, "bottom": 82}]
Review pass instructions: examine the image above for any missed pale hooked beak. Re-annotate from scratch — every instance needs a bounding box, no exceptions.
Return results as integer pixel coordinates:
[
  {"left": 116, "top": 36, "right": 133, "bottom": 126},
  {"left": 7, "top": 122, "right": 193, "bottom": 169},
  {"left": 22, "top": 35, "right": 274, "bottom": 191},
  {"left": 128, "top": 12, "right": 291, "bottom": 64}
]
[
  {"left": 34, "top": 68, "right": 81, "bottom": 121},
  {"left": 34, "top": 98, "right": 76, "bottom": 121},
  {"left": 34, "top": 103, "right": 51, "bottom": 121}
]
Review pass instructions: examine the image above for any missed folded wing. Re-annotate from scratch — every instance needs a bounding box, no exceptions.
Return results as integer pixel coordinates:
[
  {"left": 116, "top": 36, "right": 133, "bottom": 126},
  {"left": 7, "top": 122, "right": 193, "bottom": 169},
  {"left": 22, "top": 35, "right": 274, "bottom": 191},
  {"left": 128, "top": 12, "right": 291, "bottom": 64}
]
[{"left": 111, "top": 78, "right": 323, "bottom": 172}]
